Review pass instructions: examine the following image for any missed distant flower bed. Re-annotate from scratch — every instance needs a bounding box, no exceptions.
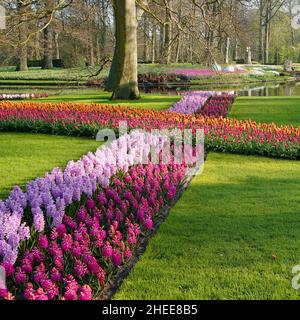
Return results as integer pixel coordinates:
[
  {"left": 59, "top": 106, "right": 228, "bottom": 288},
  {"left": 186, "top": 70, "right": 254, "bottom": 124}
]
[
  {"left": 170, "top": 68, "right": 246, "bottom": 78},
  {"left": 168, "top": 91, "right": 235, "bottom": 116},
  {"left": 0, "top": 101, "right": 298, "bottom": 159},
  {"left": 0, "top": 131, "right": 188, "bottom": 300},
  {"left": 138, "top": 73, "right": 188, "bottom": 85},
  {"left": 0, "top": 93, "right": 49, "bottom": 100}
]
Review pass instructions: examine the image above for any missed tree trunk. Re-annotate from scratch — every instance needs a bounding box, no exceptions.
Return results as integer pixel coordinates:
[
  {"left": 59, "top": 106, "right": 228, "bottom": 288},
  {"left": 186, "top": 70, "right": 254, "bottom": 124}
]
[
  {"left": 42, "top": 0, "right": 55, "bottom": 69},
  {"left": 162, "top": 0, "right": 172, "bottom": 64},
  {"left": 247, "top": 47, "right": 252, "bottom": 64},
  {"left": 258, "top": 0, "right": 264, "bottom": 62},
  {"left": 143, "top": 15, "right": 149, "bottom": 62},
  {"left": 288, "top": 0, "right": 295, "bottom": 46},
  {"left": 152, "top": 24, "right": 156, "bottom": 64},
  {"left": 164, "top": 22, "right": 171, "bottom": 64},
  {"left": 175, "top": 36, "right": 181, "bottom": 63},
  {"left": 89, "top": 33, "right": 95, "bottom": 66},
  {"left": 233, "top": 38, "right": 238, "bottom": 61},
  {"left": 106, "top": 0, "right": 140, "bottom": 100},
  {"left": 225, "top": 37, "right": 230, "bottom": 64},
  {"left": 96, "top": 37, "right": 101, "bottom": 64},
  {"left": 43, "top": 25, "right": 54, "bottom": 69},
  {"left": 275, "top": 47, "right": 279, "bottom": 65},
  {"left": 99, "top": 0, "right": 108, "bottom": 56},
  {"left": 159, "top": 24, "right": 164, "bottom": 61},
  {"left": 54, "top": 32, "right": 60, "bottom": 60},
  {"left": 17, "top": 1, "right": 28, "bottom": 71},
  {"left": 264, "top": 20, "right": 270, "bottom": 64},
  {"left": 34, "top": 33, "right": 41, "bottom": 60}
]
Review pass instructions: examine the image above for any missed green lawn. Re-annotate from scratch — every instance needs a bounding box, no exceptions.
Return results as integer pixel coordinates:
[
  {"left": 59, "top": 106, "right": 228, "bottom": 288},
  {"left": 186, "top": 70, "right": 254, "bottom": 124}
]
[
  {"left": 230, "top": 97, "right": 300, "bottom": 127},
  {"left": 0, "top": 66, "right": 107, "bottom": 81},
  {"left": 0, "top": 133, "right": 100, "bottom": 199},
  {"left": 34, "top": 91, "right": 180, "bottom": 110},
  {"left": 115, "top": 153, "right": 300, "bottom": 300},
  {"left": 0, "top": 64, "right": 204, "bottom": 81}
]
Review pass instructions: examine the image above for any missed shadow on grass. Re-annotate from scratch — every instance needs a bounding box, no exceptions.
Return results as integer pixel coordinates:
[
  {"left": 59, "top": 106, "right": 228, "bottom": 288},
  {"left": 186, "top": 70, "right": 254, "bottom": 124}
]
[{"left": 38, "top": 94, "right": 180, "bottom": 107}]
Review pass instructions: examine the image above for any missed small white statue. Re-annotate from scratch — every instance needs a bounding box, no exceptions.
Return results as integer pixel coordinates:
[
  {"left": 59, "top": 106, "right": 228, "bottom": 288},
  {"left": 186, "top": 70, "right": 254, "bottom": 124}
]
[
  {"left": 223, "top": 66, "right": 235, "bottom": 73},
  {"left": 211, "top": 61, "right": 222, "bottom": 72}
]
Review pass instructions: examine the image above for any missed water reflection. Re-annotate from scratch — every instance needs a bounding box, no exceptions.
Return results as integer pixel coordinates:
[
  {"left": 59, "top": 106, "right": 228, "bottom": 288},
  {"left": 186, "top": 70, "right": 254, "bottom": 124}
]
[
  {"left": 140, "top": 81, "right": 300, "bottom": 96},
  {"left": 235, "top": 82, "right": 300, "bottom": 96}
]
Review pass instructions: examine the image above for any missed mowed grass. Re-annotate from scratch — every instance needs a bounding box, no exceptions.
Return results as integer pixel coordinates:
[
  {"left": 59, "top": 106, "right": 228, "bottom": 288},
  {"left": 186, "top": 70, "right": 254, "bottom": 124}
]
[
  {"left": 0, "top": 132, "right": 100, "bottom": 199},
  {"left": 0, "top": 63, "right": 204, "bottom": 81},
  {"left": 34, "top": 91, "right": 180, "bottom": 110},
  {"left": 230, "top": 97, "right": 300, "bottom": 127},
  {"left": 115, "top": 153, "right": 300, "bottom": 300},
  {"left": 0, "top": 66, "right": 107, "bottom": 81}
]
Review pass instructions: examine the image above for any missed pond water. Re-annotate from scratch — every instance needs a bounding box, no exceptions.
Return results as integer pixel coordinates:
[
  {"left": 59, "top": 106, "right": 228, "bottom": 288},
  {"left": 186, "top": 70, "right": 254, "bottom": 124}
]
[
  {"left": 1, "top": 80, "right": 300, "bottom": 97},
  {"left": 141, "top": 80, "right": 300, "bottom": 96},
  {"left": 233, "top": 81, "right": 300, "bottom": 96}
]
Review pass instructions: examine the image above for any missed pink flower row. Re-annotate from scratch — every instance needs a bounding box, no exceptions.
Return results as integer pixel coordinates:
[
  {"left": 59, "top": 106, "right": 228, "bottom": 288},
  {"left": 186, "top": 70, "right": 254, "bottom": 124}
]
[
  {"left": 170, "top": 68, "right": 246, "bottom": 77},
  {"left": 1, "top": 161, "right": 187, "bottom": 300},
  {"left": 0, "top": 132, "right": 167, "bottom": 266}
]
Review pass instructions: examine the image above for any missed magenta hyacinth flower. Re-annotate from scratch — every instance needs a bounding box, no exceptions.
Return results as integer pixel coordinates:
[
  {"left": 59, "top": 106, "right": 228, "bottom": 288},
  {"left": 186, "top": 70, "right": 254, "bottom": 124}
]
[
  {"left": 103, "top": 242, "right": 113, "bottom": 258},
  {"left": 144, "top": 218, "right": 154, "bottom": 230},
  {"left": 38, "top": 235, "right": 49, "bottom": 250},
  {"left": 112, "top": 249, "right": 122, "bottom": 267},
  {"left": 86, "top": 199, "right": 95, "bottom": 210},
  {"left": 79, "top": 285, "right": 93, "bottom": 300}
]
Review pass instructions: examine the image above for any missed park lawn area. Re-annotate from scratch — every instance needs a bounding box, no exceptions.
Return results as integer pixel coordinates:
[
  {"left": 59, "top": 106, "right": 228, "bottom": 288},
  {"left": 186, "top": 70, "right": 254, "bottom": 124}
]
[
  {"left": 0, "top": 132, "right": 100, "bottom": 199},
  {"left": 0, "top": 64, "right": 205, "bottom": 81},
  {"left": 0, "top": 66, "right": 107, "bottom": 81},
  {"left": 230, "top": 97, "right": 300, "bottom": 127},
  {"left": 34, "top": 91, "right": 180, "bottom": 110},
  {"left": 115, "top": 153, "right": 300, "bottom": 300}
]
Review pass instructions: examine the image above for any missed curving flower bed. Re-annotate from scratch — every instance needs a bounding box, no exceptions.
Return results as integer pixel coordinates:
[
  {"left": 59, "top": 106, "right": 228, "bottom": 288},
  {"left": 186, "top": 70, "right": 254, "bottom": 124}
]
[
  {"left": 0, "top": 101, "right": 298, "bottom": 159},
  {"left": 0, "top": 131, "right": 189, "bottom": 300},
  {"left": 0, "top": 132, "right": 169, "bottom": 265},
  {"left": 169, "top": 68, "right": 246, "bottom": 78},
  {"left": 1, "top": 162, "right": 187, "bottom": 300}
]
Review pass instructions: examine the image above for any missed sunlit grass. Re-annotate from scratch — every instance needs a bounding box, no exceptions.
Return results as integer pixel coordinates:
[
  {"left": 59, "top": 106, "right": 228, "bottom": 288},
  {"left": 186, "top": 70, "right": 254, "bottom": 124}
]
[
  {"left": 230, "top": 97, "right": 300, "bottom": 127},
  {"left": 115, "top": 153, "right": 300, "bottom": 300},
  {"left": 34, "top": 91, "right": 180, "bottom": 110},
  {"left": 0, "top": 132, "right": 101, "bottom": 199}
]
